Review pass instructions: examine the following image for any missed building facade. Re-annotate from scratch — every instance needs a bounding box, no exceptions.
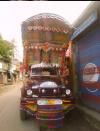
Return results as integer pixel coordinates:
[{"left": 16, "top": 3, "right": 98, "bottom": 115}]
[
  {"left": 0, "top": 61, "right": 8, "bottom": 84},
  {"left": 71, "top": 2, "right": 100, "bottom": 112}
]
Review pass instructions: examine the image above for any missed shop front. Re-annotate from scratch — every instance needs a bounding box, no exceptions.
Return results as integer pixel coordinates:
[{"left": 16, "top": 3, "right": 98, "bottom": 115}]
[{"left": 71, "top": 2, "right": 100, "bottom": 112}]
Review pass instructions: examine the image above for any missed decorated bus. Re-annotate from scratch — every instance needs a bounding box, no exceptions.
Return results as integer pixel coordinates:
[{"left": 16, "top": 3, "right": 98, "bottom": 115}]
[{"left": 20, "top": 13, "right": 75, "bottom": 131}]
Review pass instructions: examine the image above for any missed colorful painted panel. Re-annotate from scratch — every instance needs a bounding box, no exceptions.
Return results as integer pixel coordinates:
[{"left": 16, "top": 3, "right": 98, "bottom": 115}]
[
  {"left": 21, "top": 13, "right": 74, "bottom": 45},
  {"left": 77, "top": 27, "right": 100, "bottom": 111},
  {"left": 37, "top": 100, "right": 64, "bottom": 128}
]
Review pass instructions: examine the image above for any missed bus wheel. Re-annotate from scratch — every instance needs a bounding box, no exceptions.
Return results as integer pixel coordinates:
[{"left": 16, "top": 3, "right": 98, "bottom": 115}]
[
  {"left": 39, "top": 127, "right": 55, "bottom": 131},
  {"left": 20, "top": 110, "right": 27, "bottom": 121}
]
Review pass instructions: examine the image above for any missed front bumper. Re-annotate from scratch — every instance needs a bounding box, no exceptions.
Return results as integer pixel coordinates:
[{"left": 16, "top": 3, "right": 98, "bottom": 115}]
[{"left": 20, "top": 97, "right": 75, "bottom": 116}]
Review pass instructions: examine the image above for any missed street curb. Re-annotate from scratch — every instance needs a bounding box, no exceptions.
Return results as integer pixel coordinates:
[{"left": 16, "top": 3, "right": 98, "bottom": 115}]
[{"left": 76, "top": 105, "right": 100, "bottom": 131}]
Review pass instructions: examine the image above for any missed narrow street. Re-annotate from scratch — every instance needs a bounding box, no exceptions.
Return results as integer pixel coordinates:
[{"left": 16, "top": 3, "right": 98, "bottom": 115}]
[
  {"left": 0, "top": 82, "right": 38, "bottom": 131},
  {"left": 0, "top": 82, "right": 98, "bottom": 131}
]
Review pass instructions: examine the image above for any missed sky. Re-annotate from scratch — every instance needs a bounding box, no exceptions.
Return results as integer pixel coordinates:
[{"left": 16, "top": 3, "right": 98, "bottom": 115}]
[{"left": 0, "top": 1, "right": 91, "bottom": 62}]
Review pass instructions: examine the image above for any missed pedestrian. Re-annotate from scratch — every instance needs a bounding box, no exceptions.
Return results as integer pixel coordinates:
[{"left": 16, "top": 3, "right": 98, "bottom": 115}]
[{"left": 13, "top": 73, "right": 17, "bottom": 83}]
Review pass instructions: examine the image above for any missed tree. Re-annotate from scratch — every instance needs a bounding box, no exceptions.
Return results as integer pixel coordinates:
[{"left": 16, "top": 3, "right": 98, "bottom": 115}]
[{"left": 0, "top": 36, "right": 14, "bottom": 65}]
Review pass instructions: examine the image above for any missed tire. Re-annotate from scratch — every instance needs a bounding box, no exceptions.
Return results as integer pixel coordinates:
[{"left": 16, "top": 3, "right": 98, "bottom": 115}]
[
  {"left": 39, "top": 126, "right": 44, "bottom": 131},
  {"left": 20, "top": 110, "right": 27, "bottom": 121},
  {"left": 40, "top": 127, "right": 55, "bottom": 131}
]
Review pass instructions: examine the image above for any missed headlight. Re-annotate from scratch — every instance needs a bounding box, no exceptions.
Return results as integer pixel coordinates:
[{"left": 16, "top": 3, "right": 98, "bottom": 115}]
[
  {"left": 53, "top": 89, "right": 57, "bottom": 93},
  {"left": 66, "top": 89, "right": 71, "bottom": 95},
  {"left": 42, "top": 89, "right": 46, "bottom": 93},
  {"left": 27, "top": 89, "right": 32, "bottom": 96}
]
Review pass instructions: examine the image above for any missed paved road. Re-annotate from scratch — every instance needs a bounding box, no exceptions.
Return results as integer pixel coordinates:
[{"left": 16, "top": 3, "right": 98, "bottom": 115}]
[{"left": 0, "top": 82, "right": 98, "bottom": 131}]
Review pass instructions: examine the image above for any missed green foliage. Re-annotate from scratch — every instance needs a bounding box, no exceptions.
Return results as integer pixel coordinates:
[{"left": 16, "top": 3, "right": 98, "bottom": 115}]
[{"left": 0, "top": 36, "right": 14, "bottom": 64}]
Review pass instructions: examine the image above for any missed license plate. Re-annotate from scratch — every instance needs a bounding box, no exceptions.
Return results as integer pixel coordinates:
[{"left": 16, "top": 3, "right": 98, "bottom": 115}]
[{"left": 37, "top": 99, "right": 62, "bottom": 105}]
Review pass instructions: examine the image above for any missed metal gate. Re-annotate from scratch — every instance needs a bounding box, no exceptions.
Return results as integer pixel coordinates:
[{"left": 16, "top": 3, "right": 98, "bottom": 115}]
[{"left": 76, "top": 27, "right": 100, "bottom": 111}]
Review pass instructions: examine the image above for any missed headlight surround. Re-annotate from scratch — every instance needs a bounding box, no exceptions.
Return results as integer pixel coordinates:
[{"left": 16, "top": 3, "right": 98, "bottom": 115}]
[
  {"left": 65, "top": 89, "right": 71, "bottom": 95},
  {"left": 27, "top": 89, "right": 32, "bottom": 96}
]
